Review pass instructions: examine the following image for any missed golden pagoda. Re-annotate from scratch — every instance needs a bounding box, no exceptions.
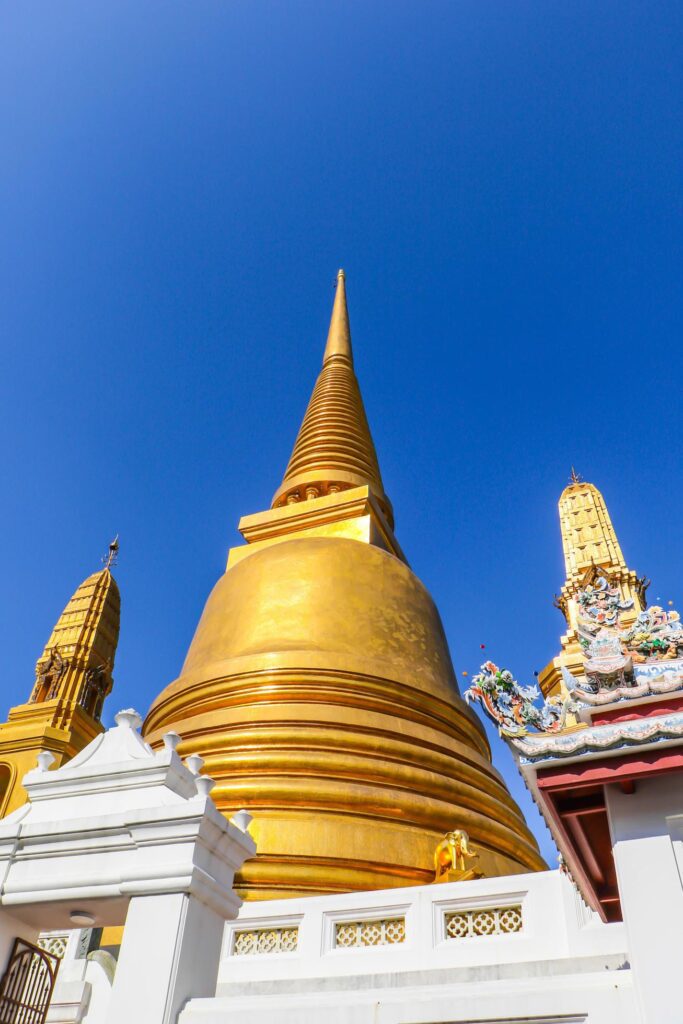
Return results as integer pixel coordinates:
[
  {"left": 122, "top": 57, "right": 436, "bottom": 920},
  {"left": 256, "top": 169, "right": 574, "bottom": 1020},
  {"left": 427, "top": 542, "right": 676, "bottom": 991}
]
[
  {"left": 0, "top": 541, "right": 121, "bottom": 816},
  {"left": 144, "top": 271, "right": 544, "bottom": 899},
  {"left": 539, "top": 472, "right": 649, "bottom": 698}
]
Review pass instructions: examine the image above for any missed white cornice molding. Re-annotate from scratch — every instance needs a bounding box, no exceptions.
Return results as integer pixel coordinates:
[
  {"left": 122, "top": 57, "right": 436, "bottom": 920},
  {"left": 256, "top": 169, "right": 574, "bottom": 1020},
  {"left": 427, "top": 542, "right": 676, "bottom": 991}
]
[{"left": 0, "top": 710, "right": 255, "bottom": 925}]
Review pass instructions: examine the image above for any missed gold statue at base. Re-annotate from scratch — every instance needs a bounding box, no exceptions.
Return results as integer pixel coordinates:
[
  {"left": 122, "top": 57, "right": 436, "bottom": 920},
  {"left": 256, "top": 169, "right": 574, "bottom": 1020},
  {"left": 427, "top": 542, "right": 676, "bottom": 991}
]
[{"left": 434, "top": 829, "right": 483, "bottom": 883}]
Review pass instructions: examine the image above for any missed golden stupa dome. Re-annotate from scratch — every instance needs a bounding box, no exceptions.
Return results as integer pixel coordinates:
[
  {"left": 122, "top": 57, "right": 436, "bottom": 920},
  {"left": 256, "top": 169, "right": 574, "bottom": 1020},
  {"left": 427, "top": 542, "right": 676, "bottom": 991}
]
[
  {"left": 144, "top": 273, "right": 544, "bottom": 898},
  {"left": 181, "top": 537, "right": 458, "bottom": 702}
]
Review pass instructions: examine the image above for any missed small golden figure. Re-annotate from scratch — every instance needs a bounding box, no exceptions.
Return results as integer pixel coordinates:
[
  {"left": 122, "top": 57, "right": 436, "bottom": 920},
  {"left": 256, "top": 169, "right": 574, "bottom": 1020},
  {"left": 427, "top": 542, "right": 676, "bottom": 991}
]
[{"left": 434, "top": 829, "right": 482, "bottom": 883}]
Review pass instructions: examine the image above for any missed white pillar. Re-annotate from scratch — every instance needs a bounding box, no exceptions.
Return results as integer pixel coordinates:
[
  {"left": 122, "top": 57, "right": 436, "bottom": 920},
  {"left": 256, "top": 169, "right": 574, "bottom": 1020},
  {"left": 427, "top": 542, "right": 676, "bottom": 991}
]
[
  {"left": 607, "top": 773, "right": 683, "bottom": 1024},
  {"left": 106, "top": 893, "right": 226, "bottom": 1024}
]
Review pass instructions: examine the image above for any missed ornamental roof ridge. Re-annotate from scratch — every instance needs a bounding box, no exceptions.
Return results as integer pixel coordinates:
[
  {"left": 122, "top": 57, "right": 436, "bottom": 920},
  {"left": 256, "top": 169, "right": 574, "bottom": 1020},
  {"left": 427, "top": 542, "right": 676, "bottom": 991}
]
[{"left": 514, "top": 709, "right": 683, "bottom": 763}]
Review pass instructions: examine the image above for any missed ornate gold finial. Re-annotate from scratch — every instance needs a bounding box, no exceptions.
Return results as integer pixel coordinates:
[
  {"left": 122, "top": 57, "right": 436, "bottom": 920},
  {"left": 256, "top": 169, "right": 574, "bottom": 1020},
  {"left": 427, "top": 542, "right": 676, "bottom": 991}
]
[
  {"left": 570, "top": 466, "right": 582, "bottom": 484},
  {"left": 103, "top": 535, "right": 119, "bottom": 570},
  {"left": 434, "top": 828, "right": 483, "bottom": 883}
]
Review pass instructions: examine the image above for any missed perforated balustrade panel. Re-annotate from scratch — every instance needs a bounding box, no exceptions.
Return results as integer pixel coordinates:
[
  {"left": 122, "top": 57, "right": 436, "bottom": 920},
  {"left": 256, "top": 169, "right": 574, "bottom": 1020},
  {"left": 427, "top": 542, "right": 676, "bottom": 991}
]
[
  {"left": 0, "top": 938, "right": 60, "bottom": 1024},
  {"left": 232, "top": 927, "right": 299, "bottom": 955},
  {"left": 335, "top": 917, "right": 406, "bottom": 948},
  {"left": 37, "top": 935, "right": 68, "bottom": 960},
  {"left": 445, "top": 904, "right": 523, "bottom": 939}
]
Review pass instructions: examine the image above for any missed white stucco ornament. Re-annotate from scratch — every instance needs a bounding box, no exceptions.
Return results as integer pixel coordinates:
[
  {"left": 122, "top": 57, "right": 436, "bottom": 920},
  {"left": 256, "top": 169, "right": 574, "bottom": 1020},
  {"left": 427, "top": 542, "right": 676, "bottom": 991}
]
[
  {"left": 230, "top": 808, "right": 253, "bottom": 833},
  {"left": 114, "top": 708, "right": 143, "bottom": 730},
  {"left": 162, "top": 730, "right": 182, "bottom": 752},
  {"left": 196, "top": 775, "right": 216, "bottom": 798},
  {"left": 186, "top": 753, "right": 205, "bottom": 775},
  {"left": 36, "top": 750, "right": 55, "bottom": 772}
]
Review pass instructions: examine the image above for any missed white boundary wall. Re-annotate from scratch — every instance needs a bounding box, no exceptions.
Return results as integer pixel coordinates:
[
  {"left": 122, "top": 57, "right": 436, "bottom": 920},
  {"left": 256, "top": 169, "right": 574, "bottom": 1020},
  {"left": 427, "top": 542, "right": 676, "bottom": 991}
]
[{"left": 181, "top": 869, "right": 639, "bottom": 1024}]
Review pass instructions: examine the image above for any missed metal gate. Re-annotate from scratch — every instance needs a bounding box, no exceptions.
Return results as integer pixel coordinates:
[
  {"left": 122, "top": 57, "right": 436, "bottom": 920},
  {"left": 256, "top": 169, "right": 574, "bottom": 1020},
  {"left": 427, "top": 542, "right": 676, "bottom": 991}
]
[{"left": 0, "top": 938, "right": 59, "bottom": 1024}]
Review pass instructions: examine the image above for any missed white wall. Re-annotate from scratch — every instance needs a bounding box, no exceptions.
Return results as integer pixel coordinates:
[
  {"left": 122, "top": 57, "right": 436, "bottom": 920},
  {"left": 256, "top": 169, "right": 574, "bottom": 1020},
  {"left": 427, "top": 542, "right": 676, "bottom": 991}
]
[{"left": 179, "top": 870, "right": 638, "bottom": 1024}]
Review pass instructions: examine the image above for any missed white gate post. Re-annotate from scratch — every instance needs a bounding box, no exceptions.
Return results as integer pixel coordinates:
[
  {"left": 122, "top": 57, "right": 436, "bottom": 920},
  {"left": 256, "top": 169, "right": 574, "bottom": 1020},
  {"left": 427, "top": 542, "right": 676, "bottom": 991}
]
[{"left": 106, "top": 893, "right": 226, "bottom": 1024}]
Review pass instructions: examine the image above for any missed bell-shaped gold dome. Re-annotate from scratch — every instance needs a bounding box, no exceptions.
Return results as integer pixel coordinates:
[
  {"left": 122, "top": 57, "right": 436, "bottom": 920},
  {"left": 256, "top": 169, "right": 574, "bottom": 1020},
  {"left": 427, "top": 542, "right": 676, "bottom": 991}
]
[
  {"left": 181, "top": 537, "right": 457, "bottom": 701},
  {"left": 144, "top": 274, "right": 544, "bottom": 898},
  {"left": 145, "top": 534, "right": 543, "bottom": 897}
]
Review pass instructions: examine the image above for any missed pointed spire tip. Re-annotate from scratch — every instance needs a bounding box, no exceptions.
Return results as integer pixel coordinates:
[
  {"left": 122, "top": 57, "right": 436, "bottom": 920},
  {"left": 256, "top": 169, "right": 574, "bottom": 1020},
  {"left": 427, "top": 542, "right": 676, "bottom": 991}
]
[
  {"left": 323, "top": 268, "right": 352, "bottom": 365},
  {"left": 103, "top": 535, "right": 119, "bottom": 570}
]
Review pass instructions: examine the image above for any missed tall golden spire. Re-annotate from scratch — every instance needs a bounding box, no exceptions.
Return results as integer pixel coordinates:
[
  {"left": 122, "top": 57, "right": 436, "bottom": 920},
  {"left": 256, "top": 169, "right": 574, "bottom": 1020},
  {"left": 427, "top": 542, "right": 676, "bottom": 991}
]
[
  {"left": 0, "top": 549, "right": 121, "bottom": 817},
  {"left": 539, "top": 477, "right": 649, "bottom": 699},
  {"left": 272, "top": 270, "right": 393, "bottom": 525},
  {"left": 32, "top": 564, "right": 120, "bottom": 718}
]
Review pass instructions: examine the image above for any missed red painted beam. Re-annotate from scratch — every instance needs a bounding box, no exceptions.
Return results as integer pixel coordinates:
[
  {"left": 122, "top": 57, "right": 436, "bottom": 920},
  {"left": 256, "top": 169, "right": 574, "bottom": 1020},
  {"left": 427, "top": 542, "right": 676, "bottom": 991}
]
[
  {"left": 563, "top": 812, "right": 606, "bottom": 885},
  {"left": 592, "top": 696, "right": 683, "bottom": 725},
  {"left": 535, "top": 786, "right": 620, "bottom": 922},
  {"left": 537, "top": 748, "right": 683, "bottom": 791}
]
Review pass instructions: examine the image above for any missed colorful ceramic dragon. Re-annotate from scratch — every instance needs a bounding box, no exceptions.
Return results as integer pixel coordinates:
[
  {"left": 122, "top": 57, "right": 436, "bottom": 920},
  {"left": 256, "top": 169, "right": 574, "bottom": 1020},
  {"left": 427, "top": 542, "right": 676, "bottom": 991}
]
[{"left": 465, "top": 661, "right": 578, "bottom": 738}]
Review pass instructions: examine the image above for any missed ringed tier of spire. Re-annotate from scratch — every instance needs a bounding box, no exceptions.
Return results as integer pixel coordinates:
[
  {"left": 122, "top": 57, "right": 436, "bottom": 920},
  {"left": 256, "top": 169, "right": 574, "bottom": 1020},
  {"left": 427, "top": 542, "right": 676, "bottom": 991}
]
[{"left": 272, "top": 270, "right": 393, "bottom": 526}]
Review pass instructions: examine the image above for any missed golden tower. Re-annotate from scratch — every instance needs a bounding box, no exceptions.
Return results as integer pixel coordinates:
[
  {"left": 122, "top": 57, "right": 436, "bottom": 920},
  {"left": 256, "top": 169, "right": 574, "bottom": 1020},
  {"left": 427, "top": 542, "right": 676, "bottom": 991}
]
[
  {"left": 144, "top": 272, "right": 544, "bottom": 899},
  {"left": 0, "top": 543, "right": 121, "bottom": 816},
  {"left": 539, "top": 473, "right": 648, "bottom": 697}
]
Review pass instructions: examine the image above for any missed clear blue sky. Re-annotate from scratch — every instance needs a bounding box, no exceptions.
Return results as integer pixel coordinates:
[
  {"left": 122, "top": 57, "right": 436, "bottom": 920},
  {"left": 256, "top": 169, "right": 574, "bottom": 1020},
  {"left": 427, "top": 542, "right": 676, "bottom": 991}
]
[{"left": 2, "top": 2, "right": 681, "bottom": 865}]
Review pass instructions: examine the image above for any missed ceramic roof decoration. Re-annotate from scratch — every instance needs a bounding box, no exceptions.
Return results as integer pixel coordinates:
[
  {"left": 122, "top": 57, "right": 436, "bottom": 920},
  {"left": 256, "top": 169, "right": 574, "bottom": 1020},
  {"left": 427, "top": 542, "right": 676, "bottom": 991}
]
[{"left": 464, "top": 661, "right": 580, "bottom": 739}]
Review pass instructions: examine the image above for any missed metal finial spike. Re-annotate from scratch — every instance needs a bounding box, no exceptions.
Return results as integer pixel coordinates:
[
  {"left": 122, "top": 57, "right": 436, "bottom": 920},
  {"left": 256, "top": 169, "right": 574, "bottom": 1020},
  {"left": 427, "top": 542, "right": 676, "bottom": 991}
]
[
  {"left": 570, "top": 467, "right": 582, "bottom": 484},
  {"left": 103, "top": 534, "right": 119, "bottom": 570}
]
